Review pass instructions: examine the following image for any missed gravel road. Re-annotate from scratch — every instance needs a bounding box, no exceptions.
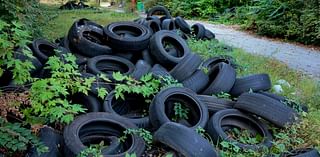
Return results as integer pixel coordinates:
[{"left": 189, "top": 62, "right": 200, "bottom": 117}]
[{"left": 187, "top": 20, "right": 320, "bottom": 79}]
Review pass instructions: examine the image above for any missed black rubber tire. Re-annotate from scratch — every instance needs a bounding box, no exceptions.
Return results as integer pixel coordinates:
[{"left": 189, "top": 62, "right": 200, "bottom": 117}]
[
  {"left": 204, "top": 29, "right": 215, "bottom": 40},
  {"left": 103, "top": 22, "right": 152, "bottom": 52},
  {"left": 68, "top": 19, "right": 112, "bottom": 57},
  {"left": 234, "top": 93, "right": 298, "bottom": 128},
  {"left": 207, "top": 109, "right": 273, "bottom": 150},
  {"left": 154, "top": 122, "right": 218, "bottom": 157},
  {"left": 131, "top": 60, "right": 151, "bottom": 80},
  {"left": 197, "top": 95, "right": 234, "bottom": 114},
  {"left": 80, "top": 72, "right": 113, "bottom": 97},
  {"left": 201, "top": 55, "right": 238, "bottom": 70},
  {"left": 174, "top": 16, "right": 191, "bottom": 34},
  {"left": 281, "top": 148, "right": 320, "bottom": 157},
  {"left": 147, "top": 6, "right": 171, "bottom": 19},
  {"left": 191, "top": 23, "right": 205, "bottom": 40},
  {"left": 150, "top": 30, "right": 190, "bottom": 67},
  {"left": 161, "top": 19, "right": 175, "bottom": 30},
  {"left": 63, "top": 112, "right": 145, "bottom": 157},
  {"left": 30, "top": 39, "right": 61, "bottom": 64},
  {"left": 201, "top": 62, "right": 236, "bottom": 95},
  {"left": 14, "top": 46, "right": 43, "bottom": 74},
  {"left": 146, "top": 16, "right": 161, "bottom": 26},
  {"left": 71, "top": 92, "right": 102, "bottom": 112},
  {"left": 182, "top": 70, "right": 209, "bottom": 93},
  {"left": 151, "top": 64, "right": 172, "bottom": 79},
  {"left": 113, "top": 51, "right": 135, "bottom": 62},
  {"left": 257, "top": 91, "right": 286, "bottom": 102},
  {"left": 146, "top": 19, "right": 162, "bottom": 34},
  {"left": 142, "top": 49, "right": 155, "bottom": 66},
  {"left": 230, "top": 74, "right": 272, "bottom": 97},
  {"left": 26, "top": 126, "right": 63, "bottom": 157},
  {"left": 87, "top": 55, "right": 135, "bottom": 78},
  {"left": 149, "top": 87, "right": 209, "bottom": 129},
  {"left": 103, "top": 91, "right": 151, "bottom": 128},
  {"left": 169, "top": 53, "right": 202, "bottom": 82}
]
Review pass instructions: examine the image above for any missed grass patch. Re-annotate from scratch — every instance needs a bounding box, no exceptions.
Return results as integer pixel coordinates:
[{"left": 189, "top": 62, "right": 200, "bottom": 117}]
[{"left": 40, "top": 7, "right": 136, "bottom": 41}]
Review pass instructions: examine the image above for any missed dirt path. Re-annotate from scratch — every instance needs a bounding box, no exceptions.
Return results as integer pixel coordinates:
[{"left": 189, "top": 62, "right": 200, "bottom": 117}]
[{"left": 187, "top": 20, "right": 320, "bottom": 79}]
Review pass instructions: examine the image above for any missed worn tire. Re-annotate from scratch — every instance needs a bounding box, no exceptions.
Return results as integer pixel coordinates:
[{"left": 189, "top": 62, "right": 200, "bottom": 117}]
[
  {"left": 207, "top": 109, "right": 273, "bottom": 150},
  {"left": 175, "top": 16, "right": 191, "bottom": 34},
  {"left": 230, "top": 74, "right": 272, "bottom": 96},
  {"left": 161, "top": 19, "right": 175, "bottom": 30},
  {"left": 234, "top": 93, "right": 298, "bottom": 127},
  {"left": 142, "top": 49, "right": 155, "bottom": 66},
  {"left": 281, "top": 148, "right": 320, "bottom": 157},
  {"left": 149, "top": 87, "right": 209, "bottom": 129},
  {"left": 154, "top": 122, "right": 218, "bottom": 157},
  {"left": 204, "top": 29, "right": 215, "bottom": 40},
  {"left": 191, "top": 23, "right": 205, "bottom": 40},
  {"left": 182, "top": 70, "right": 209, "bottom": 93},
  {"left": 63, "top": 112, "right": 145, "bottom": 157},
  {"left": 197, "top": 95, "right": 234, "bottom": 114},
  {"left": 103, "top": 21, "right": 152, "bottom": 52},
  {"left": 30, "top": 39, "right": 61, "bottom": 64},
  {"left": 201, "top": 62, "right": 236, "bottom": 95},
  {"left": 151, "top": 64, "right": 172, "bottom": 79},
  {"left": 131, "top": 60, "right": 151, "bottom": 80},
  {"left": 71, "top": 93, "right": 102, "bottom": 112},
  {"left": 147, "top": 6, "right": 171, "bottom": 19},
  {"left": 150, "top": 30, "right": 190, "bottom": 67}
]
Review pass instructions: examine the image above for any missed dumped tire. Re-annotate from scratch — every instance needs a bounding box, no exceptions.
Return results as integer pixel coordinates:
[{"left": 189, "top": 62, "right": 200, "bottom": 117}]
[
  {"left": 103, "top": 21, "right": 152, "bottom": 51},
  {"left": 147, "top": 6, "right": 172, "bottom": 20},
  {"left": 63, "top": 112, "right": 145, "bottom": 157},
  {"left": 201, "top": 62, "right": 236, "bottom": 95},
  {"left": 71, "top": 92, "right": 102, "bottom": 112},
  {"left": 151, "top": 64, "right": 172, "bottom": 79},
  {"left": 146, "top": 19, "right": 161, "bottom": 34},
  {"left": 131, "top": 60, "right": 151, "bottom": 80},
  {"left": 207, "top": 109, "right": 273, "bottom": 150},
  {"left": 26, "top": 126, "right": 63, "bottom": 157},
  {"left": 230, "top": 74, "right": 272, "bottom": 96},
  {"left": 191, "top": 23, "right": 205, "bottom": 40},
  {"left": 30, "top": 39, "right": 62, "bottom": 64},
  {"left": 197, "top": 95, "right": 234, "bottom": 114},
  {"left": 234, "top": 93, "right": 298, "bottom": 127},
  {"left": 175, "top": 16, "right": 191, "bottom": 34},
  {"left": 14, "top": 46, "right": 43, "bottom": 74},
  {"left": 146, "top": 16, "right": 161, "bottom": 26},
  {"left": 149, "top": 87, "right": 209, "bottom": 129},
  {"left": 182, "top": 70, "right": 209, "bottom": 93},
  {"left": 201, "top": 55, "right": 238, "bottom": 70},
  {"left": 87, "top": 55, "right": 135, "bottom": 78},
  {"left": 204, "top": 29, "right": 215, "bottom": 40},
  {"left": 150, "top": 30, "right": 190, "bottom": 67},
  {"left": 80, "top": 72, "right": 113, "bottom": 96},
  {"left": 162, "top": 19, "right": 175, "bottom": 30},
  {"left": 154, "top": 122, "right": 218, "bottom": 157},
  {"left": 142, "top": 49, "right": 155, "bottom": 66},
  {"left": 68, "top": 19, "right": 112, "bottom": 57},
  {"left": 103, "top": 91, "right": 151, "bottom": 128},
  {"left": 169, "top": 53, "right": 202, "bottom": 82},
  {"left": 281, "top": 148, "right": 320, "bottom": 157}
]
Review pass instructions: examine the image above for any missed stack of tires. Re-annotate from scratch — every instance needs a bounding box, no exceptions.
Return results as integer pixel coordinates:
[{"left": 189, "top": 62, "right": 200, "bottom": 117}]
[{"left": 1, "top": 5, "right": 318, "bottom": 157}]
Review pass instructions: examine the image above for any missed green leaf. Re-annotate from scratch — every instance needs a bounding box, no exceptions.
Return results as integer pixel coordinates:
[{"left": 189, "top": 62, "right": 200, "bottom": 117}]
[
  {"left": 112, "top": 72, "right": 125, "bottom": 81},
  {"left": 97, "top": 87, "right": 108, "bottom": 99}
]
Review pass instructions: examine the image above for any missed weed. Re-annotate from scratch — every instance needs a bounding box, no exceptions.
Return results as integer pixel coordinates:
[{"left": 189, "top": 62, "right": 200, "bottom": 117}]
[
  {"left": 172, "top": 102, "right": 190, "bottom": 122},
  {"left": 78, "top": 142, "right": 104, "bottom": 157},
  {"left": 119, "top": 128, "right": 153, "bottom": 149}
]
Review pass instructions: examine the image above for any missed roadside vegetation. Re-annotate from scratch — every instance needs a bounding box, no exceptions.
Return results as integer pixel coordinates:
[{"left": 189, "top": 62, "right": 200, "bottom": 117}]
[{"left": 0, "top": 0, "right": 319, "bottom": 156}]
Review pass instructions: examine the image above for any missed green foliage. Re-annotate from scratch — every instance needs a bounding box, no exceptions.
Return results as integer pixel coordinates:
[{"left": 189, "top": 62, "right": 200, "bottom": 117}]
[
  {"left": 23, "top": 54, "right": 92, "bottom": 124},
  {"left": 215, "top": 92, "right": 232, "bottom": 99},
  {"left": 119, "top": 128, "right": 153, "bottom": 148},
  {"left": 125, "top": 153, "right": 137, "bottom": 157},
  {"left": 0, "top": 20, "right": 34, "bottom": 85},
  {"left": 196, "top": 126, "right": 214, "bottom": 145},
  {"left": 0, "top": 117, "right": 48, "bottom": 155},
  {"left": 172, "top": 102, "right": 190, "bottom": 121},
  {"left": 78, "top": 143, "right": 104, "bottom": 157}
]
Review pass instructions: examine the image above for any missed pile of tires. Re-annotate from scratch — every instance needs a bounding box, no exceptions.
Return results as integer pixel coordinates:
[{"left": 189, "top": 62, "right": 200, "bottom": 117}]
[
  {"left": 0, "top": 5, "right": 318, "bottom": 157},
  {"left": 59, "top": 1, "right": 90, "bottom": 10}
]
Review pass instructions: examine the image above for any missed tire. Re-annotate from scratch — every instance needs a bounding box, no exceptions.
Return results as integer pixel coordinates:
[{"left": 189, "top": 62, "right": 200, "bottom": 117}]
[
  {"left": 146, "top": 16, "right": 161, "bottom": 26},
  {"left": 113, "top": 51, "right": 134, "bottom": 62},
  {"left": 71, "top": 93, "right": 102, "bottom": 112},
  {"left": 146, "top": 19, "right": 161, "bottom": 34},
  {"left": 175, "top": 16, "right": 191, "bottom": 34},
  {"left": 142, "top": 49, "right": 155, "bottom": 66},
  {"left": 30, "top": 39, "right": 61, "bottom": 64},
  {"left": 103, "top": 22, "right": 152, "bottom": 52},
  {"left": 230, "top": 74, "right": 272, "bottom": 96},
  {"left": 201, "top": 55, "right": 238, "bottom": 70},
  {"left": 281, "top": 148, "right": 320, "bottom": 157},
  {"left": 87, "top": 55, "right": 135, "bottom": 78},
  {"left": 182, "top": 70, "right": 209, "bottom": 93},
  {"left": 149, "top": 87, "right": 209, "bottom": 129},
  {"left": 161, "top": 19, "right": 175, "bottom": 30},
  {"left": 257, "top": 91, "right": 286, "bottom": 102},
  {"left": 154, "top": 122, "right": 218, "bottom": 157},
  {"left": 68, "top": 19, "right": 112, "bottom": 57},
  {"left": 103, "top": 91, "right": 151, "bottom": 128},
  {"left": 14, "top": 46, "right": 43, "bottom": 74},
  {"left": 63, "top": 112, "right": 145, "bottom": 157},
  {"left": 131, "top": 60, "right": 151, "bottom": 80},
  {"left": 234, "top": 93, "right": 298, "bottom": 128},
  {"left": 151, "top": 64, "right": 172, "bottom": 79},
  {"left": 81, "top": 135, "right": 123, "bottom": 155},
  {"left": 201, "top": 62, "right": 236, "bottom": 95},
  {"left": 204, "top": 29, "right": 215, "bottom": 40},
  {"left": 169, "top": 53, "right": 202, "bottom": 82},
  {"left": 191, "top": 23, "right": 205, "bottom": 40},
  {"left": 80, "top": 72, "right": 113, "bottom": 97},
  {"left": 150, "top": 30, "right": 190, "bottom": 68},
  {"left": 147, "top": 6, "right": 171, "bottom": 19},
  {"left": 207, "top": 109, "right": 273, "bottom": 150},
  {"left": 26, "top": 126, "right": 63, "bottom": 157},
  {"left": 197, "top": 95, "right": 234, "bottom": 114}
]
